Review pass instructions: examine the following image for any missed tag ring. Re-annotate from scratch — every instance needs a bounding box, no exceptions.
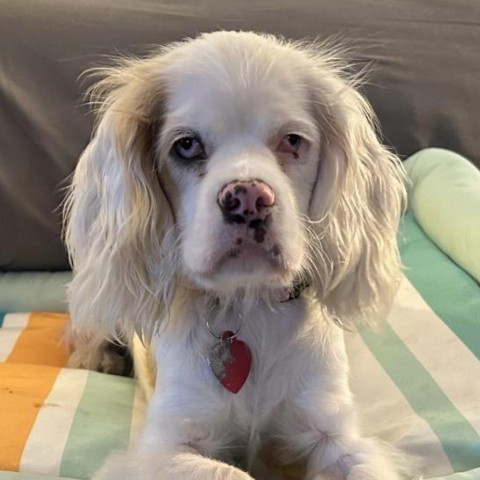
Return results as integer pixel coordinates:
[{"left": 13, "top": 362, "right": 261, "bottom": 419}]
[{"left": 205, "top": 317, "right": 241, "bottom": 341}]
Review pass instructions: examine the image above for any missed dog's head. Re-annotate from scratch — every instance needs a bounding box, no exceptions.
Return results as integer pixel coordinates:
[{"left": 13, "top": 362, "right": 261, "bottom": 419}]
[{"left": 65, "top": 31, "right": 405, "bottom": 336}]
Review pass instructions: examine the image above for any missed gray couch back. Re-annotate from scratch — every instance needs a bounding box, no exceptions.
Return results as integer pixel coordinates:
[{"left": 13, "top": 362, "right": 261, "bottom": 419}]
[{"left": 1, "top": 0, "right": 479, "bottom": 271}]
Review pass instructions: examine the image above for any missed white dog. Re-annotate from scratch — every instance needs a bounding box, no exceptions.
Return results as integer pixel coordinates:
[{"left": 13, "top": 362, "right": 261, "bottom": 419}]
[{"left": 65, "top": 31, "right": 406, "bottom": 480}]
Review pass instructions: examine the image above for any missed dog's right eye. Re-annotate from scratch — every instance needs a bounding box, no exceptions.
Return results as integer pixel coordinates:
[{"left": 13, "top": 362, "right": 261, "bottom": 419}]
[{"left": 173, "top": 136, "right": 206, "bottom": 161}]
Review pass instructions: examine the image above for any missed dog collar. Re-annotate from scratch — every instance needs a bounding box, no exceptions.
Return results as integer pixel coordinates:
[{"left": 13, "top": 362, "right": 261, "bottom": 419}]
[{"left": 280, "top": 279, "right": 309, "bottom": 302}]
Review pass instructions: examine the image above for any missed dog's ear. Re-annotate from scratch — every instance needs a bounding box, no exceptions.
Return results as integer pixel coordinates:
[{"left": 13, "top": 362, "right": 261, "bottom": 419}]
[
  {"left": 64, "top": 56, "right": 175, "bottom": 339},
  {"left": 307, "top": 65, "right": 406, "bottom": 327}
]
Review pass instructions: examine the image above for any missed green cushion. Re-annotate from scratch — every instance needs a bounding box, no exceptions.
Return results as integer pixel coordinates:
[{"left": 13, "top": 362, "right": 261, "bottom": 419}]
[
  {"left": 0, "top": 272, "right": 71, "bottom": 313},
  {"left": 404, "top": 148, "right": 480, "bottom": 282}
]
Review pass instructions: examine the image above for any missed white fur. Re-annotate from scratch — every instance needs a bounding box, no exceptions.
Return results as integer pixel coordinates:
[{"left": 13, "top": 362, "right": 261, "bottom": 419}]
[{"left": 65, "top": 31, "right": 407, "bottom": 479}]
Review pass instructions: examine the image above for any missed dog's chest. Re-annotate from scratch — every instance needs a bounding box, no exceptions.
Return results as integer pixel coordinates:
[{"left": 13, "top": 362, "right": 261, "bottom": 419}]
[
  {"left": 152, "top": 299, "right": 316, "bottom": 444},
  {"left": 208, "top": 304, "right": 308, "bottom": 420},
  {"left": 210, "top": 305, "right": 302, "bottom": 387}
]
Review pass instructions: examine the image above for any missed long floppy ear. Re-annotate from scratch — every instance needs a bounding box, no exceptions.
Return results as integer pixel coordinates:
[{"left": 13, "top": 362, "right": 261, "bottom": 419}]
[
  {"left": 64, "top": 56, "right": 175, "bottom": 339},
  {"left": 307, "top": 66, "right": 407, "bottom": 327}
]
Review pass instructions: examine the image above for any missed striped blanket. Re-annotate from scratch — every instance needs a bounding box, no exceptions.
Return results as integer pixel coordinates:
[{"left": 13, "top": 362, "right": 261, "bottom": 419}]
[
  {"left": 0, "top": 214, "right": 479, "bottom": 480},
  {"left": 0, "top": 313, "right": 146, "bottom": 480},
  {"left": 347, "top": 213, "right": 480, "bottom": 479}
]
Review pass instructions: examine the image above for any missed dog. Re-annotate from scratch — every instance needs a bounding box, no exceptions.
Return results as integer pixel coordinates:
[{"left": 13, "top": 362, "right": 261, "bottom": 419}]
[{"left": 64, "top": 31, "right": 407, "bottom": 480}]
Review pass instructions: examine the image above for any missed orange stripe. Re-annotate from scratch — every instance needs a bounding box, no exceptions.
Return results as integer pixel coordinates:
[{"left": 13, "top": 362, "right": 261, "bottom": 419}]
[
  {"left": 0, "top": 364, "right": 63, "bottom": 471},
  {"left": 0, "top": 313, "right": 70, "bottom": 471},
  {"left": 6, "top": 312, "right": 69, "bottom": 367}
]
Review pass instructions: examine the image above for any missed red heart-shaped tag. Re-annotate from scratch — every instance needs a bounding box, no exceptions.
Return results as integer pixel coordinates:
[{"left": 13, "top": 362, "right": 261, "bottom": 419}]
[{"left": 209, "top": 331, "right": 252, "bottom": 394}]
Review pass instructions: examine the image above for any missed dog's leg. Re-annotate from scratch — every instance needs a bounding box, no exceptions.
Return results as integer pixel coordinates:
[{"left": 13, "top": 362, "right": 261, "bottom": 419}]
[
  {"left": 306, "top": 434, "right": 401, "bottom": 480},
  {"left": 271, "top": 331, "right": 402, "bottom": 480},
  {"left": 250, "top": 457, "right": 286, "bottom": 480},
  {"left": 92, "top": 374, "right": 256, "bottom": 480},
  {"left": 276, "top": 397, "right": 401, "bottom": 480},
  {"left": 64, "top": 325, "right": 133, "bottom": 376},
  {"left": 93, "top": 446, "right": 254, "bottom": 480},
  {"left": 131, "top": 333, "right": 156, "bottom": 400}
]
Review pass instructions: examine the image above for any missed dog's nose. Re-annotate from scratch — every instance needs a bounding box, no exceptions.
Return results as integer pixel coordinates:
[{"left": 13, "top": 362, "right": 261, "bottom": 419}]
[{"left": 217, "top": 179, "right": 275, "bottom": 224}]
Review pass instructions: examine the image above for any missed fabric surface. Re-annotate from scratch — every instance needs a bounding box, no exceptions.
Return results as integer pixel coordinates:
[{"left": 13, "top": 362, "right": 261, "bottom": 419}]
[
  {"left": 347, "top": 212, "right": 480, "bottom": 479},
  {"left": 1, "top": 0, "right": 479, "bottom": 270},
  {"left": 404, "top": 148, "right": 480, "bottom": 283},
  {"left": 0, "top": 213, "right": 479, "bottom": 479},
  {"left": 0, "top": 313, "right": 145, "bottom": 480},
  {"left": 0, "top": 272, "right": 71, "bottom": 313},
  {"left": 0, "top": 474, "right": 77, "bottom": 480},
  {"left": 431, "top": 470, "right": 480, "bottom": 480}
]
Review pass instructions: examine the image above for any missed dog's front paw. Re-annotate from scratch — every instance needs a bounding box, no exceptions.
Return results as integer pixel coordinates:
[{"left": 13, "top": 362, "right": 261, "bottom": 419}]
[
  {"left": 92, "top": 449, "right": 256, "bottom": 480},
  {"left": 306, "top": 434, "right": 405, "bottom": 480},
  {"left": 225, "top": 466, "right": 256, "bottom": 480},
  {"left": 309, "top": 470, "right": 345, "bottom": 480},
  {"left": 346, "top": 463, "right": 399, "bottom": 480},
  {"left": 310, "top": 466, "right": 393, "bottom": 480}
]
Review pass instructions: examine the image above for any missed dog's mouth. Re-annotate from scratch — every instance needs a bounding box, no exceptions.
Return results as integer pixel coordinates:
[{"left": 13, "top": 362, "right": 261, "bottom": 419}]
[
  {"left": 183, "top": 203, "right": 305, "bottom": 292},
  {"left": 216, "top": 241, "right": 282, "bottom": 269},
  {"left": 190, "top": 237, "right": 292, "bottom": 291}
]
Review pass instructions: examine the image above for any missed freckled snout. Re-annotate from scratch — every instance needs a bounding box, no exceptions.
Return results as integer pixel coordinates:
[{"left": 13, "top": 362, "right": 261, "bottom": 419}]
[{"left": 217, "top": 179, "right": 275, "bottom": 226}]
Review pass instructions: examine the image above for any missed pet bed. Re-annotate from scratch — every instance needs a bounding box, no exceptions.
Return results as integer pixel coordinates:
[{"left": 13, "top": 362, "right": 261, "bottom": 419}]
[{"left": 0, "top": 149, "right": 478, "bottom": 480}]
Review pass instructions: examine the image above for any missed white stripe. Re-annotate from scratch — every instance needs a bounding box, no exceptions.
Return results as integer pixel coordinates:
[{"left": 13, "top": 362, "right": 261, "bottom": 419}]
[
  {"left": 129, "top": 385, "right": 147, "bottom": 446},
  {"left": 0, "top": 313, "right": 30, "bottom": 361},
  {"left": 389, "top": 277, "right": 480, "bottom": 436},
  {"left": 431, "top": 466, "right": 480, "bottom": 480},
  {"left": 345, "top": 329, "right": 453, "bottom": 477},
  {"left": 19, "top": 368, "right": 89, "bottom": 476}
]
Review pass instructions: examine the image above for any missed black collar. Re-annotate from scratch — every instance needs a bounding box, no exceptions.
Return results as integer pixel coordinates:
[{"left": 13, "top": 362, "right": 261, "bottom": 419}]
[{"left": 282, "top": 279, "right": 309, "bottom": 302}]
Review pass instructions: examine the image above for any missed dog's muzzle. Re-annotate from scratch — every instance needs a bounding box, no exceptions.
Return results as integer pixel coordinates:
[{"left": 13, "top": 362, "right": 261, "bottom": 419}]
[{"left": 217, "top": 179, "right": 275, "bottom": 243}]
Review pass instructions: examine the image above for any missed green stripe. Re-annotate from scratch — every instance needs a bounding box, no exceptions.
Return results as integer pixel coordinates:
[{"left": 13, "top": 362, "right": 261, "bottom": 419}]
[
  {"left": 359, "top": 323, "right": 480, "bottom": 471},
  {"left": 59, "top": 371, "right": 136, "bottom": 479},
  {"left": 398, "top": 213, "right": 480, "bottom": 359}
]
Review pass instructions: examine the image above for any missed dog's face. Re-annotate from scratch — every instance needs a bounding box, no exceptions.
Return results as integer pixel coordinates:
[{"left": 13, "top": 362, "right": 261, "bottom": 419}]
[
  {"left": 159, "top": 34, "right": 321, "bottom": 291},
  {"left": 65, "top": 31, "right": 405, "bottom": 335}
]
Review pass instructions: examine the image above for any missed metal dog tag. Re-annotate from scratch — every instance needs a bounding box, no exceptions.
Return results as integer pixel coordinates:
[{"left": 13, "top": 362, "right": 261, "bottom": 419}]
[{"left": 208, "top": 331, "right": 252, "bottom": 394}]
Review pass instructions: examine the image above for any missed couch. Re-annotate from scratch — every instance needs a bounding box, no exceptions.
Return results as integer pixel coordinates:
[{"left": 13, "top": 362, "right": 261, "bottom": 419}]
[{"left": 0, "top": 1, "right": 479, "bottom": 479}]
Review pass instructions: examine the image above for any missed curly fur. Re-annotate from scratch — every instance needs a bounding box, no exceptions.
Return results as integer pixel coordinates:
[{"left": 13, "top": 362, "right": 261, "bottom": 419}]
[{"left": 64, "top": 31, "right": 407, "bottom": 480}]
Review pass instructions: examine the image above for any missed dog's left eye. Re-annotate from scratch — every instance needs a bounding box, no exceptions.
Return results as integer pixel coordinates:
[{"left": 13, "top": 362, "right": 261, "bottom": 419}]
[
  {"left": 173, "top": 136, "right": 206, "bottom": 160},
  {"left": 278, "top": 134, "right": 302, "bottom": 154}
]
